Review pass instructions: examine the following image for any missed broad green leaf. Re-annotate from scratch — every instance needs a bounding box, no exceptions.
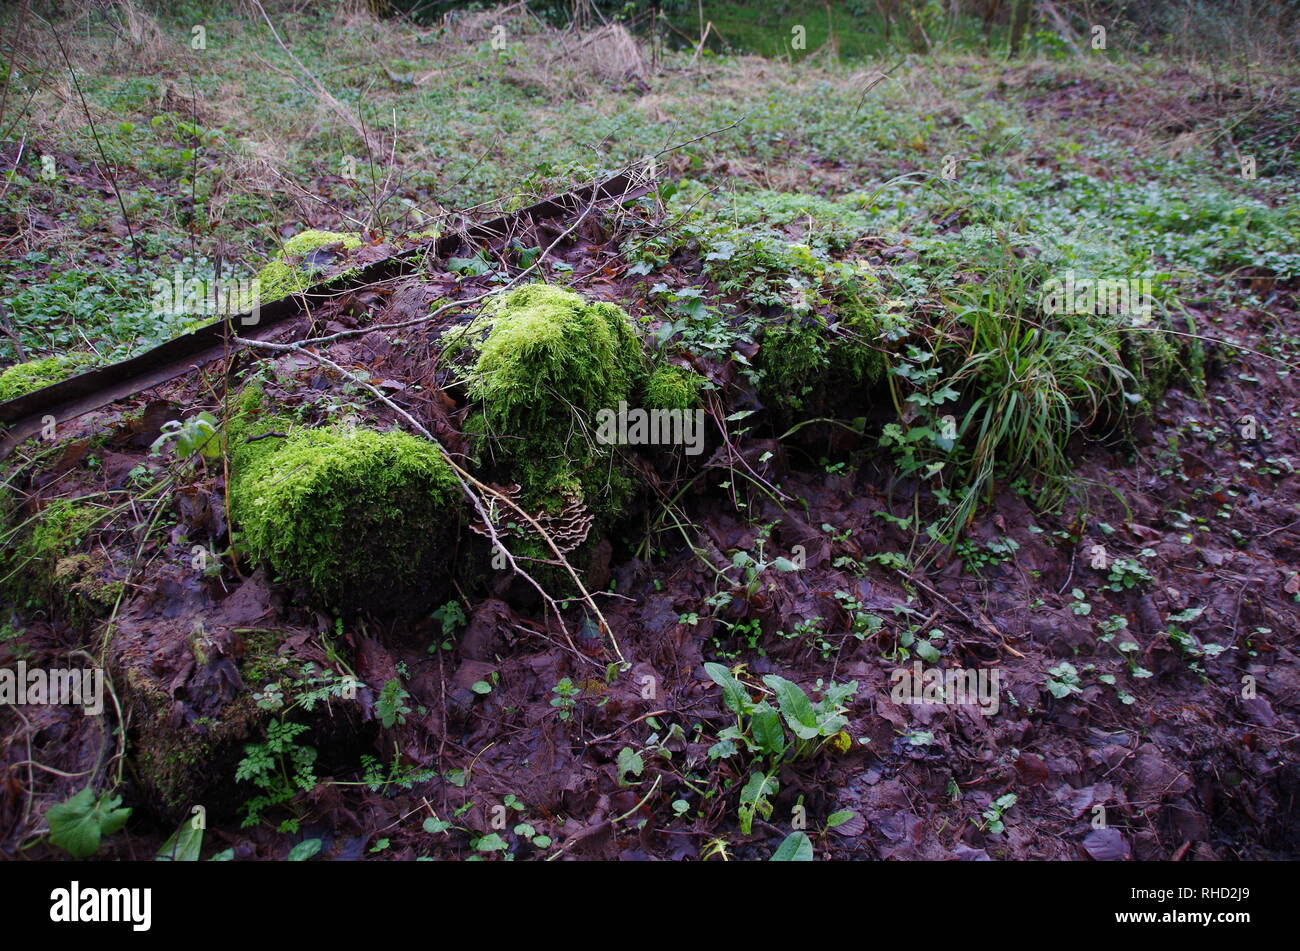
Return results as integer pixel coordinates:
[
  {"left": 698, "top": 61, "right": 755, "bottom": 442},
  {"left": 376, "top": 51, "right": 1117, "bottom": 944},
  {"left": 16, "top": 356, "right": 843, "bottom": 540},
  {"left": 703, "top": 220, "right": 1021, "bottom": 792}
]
[
  {"left": 46, "top": 787, "right": 132, "bottom": 859},
  {"left": 762, "top": 675, "right": 821, "bottom": 740},
  {"left": 770, "top": 830, "right": 814, "bottom": 861},
  {"left": 474, "top": 833, "right": 508, "bottom": 852},
  {"left": 749, "top": 703, "right": 786, "bottom": 758},
  {"left": 286, "top": 838, "right": 321, "bottom": 861},
  {"left": 738, "top": 771, "right": 778, "bottom": 835},
  {"left": 704, "top": 663, "right": 752, "bottom": 716},
  {"left": 155, "top": 815, "right": 204, "bottom": 861}
]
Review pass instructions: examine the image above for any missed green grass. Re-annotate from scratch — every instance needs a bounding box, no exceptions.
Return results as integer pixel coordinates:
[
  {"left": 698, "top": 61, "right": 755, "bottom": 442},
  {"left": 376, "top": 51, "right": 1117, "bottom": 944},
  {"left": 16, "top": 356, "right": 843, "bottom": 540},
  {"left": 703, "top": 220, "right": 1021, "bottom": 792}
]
[{"left": 1, "top": 4, "right": 1296, "bottom": 538}]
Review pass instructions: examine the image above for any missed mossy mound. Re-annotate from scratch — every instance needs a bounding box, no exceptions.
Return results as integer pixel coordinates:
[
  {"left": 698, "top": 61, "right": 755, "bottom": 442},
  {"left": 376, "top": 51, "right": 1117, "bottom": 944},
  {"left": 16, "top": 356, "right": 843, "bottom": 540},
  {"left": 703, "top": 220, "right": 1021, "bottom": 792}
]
[
  {"left": 757, "top": 301, "right": 887, "bottom": 419},
  {"left": 256, "top": 229, "right": 363, "bottom": 302},
  {"left": 1123, "top": 324, "right": 1183, "bottom": 408},
  {"left": 646, "top": 364, "right": 706, "bottom": 411},
  {"left": 0, "top": 352, "right": 96, "bottom": 401},
  {"left": 0, "top": 497, "right": 117, "bottom": 617},
  {"left": 466, "top": 283, "right": 645, "bottom": 515},
  {"left": 230, "top": 407, "right": 462, "bottom": 613}
]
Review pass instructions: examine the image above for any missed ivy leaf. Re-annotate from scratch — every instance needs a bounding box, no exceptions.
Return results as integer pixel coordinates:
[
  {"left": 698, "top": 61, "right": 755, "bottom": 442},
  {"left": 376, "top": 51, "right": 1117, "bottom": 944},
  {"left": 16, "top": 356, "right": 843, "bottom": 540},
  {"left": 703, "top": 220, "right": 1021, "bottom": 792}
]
[
  {"left": 616, "top": 747, "right": 645, "bottom": 786},
  {"left": 449, "top": 254, "right": 492, "bottom": 276}
]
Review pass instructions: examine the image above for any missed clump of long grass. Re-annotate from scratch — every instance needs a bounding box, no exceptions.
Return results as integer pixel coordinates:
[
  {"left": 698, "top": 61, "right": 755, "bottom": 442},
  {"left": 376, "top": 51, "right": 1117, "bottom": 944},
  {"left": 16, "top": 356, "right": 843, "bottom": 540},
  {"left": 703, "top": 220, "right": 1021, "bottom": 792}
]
[{"left": 924, "top": 249, "right": 1134, "bottom": 546}]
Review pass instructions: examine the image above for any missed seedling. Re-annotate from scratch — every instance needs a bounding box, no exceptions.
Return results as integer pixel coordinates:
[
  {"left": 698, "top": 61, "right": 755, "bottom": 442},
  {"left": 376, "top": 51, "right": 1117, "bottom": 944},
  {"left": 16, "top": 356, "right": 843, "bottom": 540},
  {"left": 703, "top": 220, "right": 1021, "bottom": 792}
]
[{"left": 975, "top": 793, "right": 1017, "bottom": 834}]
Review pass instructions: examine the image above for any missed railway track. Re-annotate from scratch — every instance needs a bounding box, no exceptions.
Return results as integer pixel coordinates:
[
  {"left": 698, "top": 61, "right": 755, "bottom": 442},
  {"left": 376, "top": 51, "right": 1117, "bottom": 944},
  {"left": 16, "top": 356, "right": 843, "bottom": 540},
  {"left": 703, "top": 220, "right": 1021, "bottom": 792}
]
[{"left": 0, "top": 168, "right": 653, "bottom": 458}]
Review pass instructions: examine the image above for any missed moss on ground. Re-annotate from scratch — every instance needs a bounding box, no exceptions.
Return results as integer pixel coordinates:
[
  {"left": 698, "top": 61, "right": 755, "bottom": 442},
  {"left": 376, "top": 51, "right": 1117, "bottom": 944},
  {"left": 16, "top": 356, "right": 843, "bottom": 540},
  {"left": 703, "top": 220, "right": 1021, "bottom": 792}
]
[
  {"left": 646, "top": 364, "right": 706, "bottom": 410},
  {"left": 229, "top": 389, "right": 462, "bottom": 612},
  {"left": 758, "top": 300, "right": 887, "bottom": 419},
  {"left": 1123, "top": 325, "right": 1183, "bottom": 408},
  {"left": 0, "top": 352, "right": 96, "bottom": 401},
  {"left": 0, "top": 497, "right": 116, "bottom": 615},
  {"left": 256, "top": 229, "right": 362, "bottom": 302}
]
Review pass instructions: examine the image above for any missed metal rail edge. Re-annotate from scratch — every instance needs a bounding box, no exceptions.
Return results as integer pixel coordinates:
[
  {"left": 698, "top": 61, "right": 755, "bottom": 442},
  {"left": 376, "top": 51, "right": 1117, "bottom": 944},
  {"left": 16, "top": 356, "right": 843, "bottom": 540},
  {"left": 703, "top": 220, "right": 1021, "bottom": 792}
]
[{"left": 0, "top": 169, "right": 651, "bottom": 459}]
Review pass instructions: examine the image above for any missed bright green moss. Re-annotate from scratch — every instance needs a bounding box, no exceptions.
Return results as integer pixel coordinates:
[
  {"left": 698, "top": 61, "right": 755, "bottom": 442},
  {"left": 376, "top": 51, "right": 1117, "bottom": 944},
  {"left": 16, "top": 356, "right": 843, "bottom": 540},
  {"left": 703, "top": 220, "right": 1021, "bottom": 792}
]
[
  {"left": 832, "top": 301, "right": 888, "bottom": 386},
  {"left": 0, "top": 353, "right": 95, "bottom": 401},
  {"left": 646, "top": 364, "right": 706, "bottom": 411},
  {"left": 230, "top": 416, "right": 462, "bottom": 613},
  {"left": 466, "top": 284, "right": 644, "bottom": 515},
  {"left": 256, "top": 229, "right": 362, "bottom": 302},
  {"left": 759, "top": 317, "right": 832, "bottom": 415}
]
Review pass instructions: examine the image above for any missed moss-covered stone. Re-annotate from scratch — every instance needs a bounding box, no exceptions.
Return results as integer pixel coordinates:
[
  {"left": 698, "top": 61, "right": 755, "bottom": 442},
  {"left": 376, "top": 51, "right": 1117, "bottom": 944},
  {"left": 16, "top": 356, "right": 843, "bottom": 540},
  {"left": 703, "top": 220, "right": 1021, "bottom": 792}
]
[
  {"left": 466, "top": 284, "right": 645, "bottom": 517},
  {"left": 126, "top": 660, "right": 264, "bottom": 814},
  {"left": 229, "top": 396, "right": 462, "bottom": 613},
  {"left": 0, "top": 352, "right": 96, "bottom": 401},
  {"left": 256, "top": 229, "right": 363, "bottom": 302},
  {"left": 53, "top": 552, "right": 125, "bottom": 610}
]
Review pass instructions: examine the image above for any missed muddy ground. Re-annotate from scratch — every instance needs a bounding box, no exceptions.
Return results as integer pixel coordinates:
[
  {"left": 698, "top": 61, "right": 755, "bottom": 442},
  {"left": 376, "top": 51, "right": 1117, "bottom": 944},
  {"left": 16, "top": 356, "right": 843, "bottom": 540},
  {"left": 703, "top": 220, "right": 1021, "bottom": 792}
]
[{"left": 2, "top": 199, "right": 1298, "bottom": 862}]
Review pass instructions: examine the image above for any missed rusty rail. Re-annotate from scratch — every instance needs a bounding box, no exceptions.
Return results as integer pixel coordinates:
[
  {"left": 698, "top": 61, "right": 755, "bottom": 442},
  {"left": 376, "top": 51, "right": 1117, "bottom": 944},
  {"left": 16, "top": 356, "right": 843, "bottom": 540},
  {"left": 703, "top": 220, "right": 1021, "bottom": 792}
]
[{"left": 0, "top": 169, "right": 653, "bottom": 458}]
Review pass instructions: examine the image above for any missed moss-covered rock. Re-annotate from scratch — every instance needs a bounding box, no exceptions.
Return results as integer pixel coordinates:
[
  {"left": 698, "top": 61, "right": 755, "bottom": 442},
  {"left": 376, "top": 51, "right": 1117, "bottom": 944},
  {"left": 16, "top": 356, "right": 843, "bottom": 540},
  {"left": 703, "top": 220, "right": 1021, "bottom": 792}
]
[
  {"left": 229, "top": 394, "right": 463, "bottom": 613},
  {"left": 466, "top": 284, "right": 645, "bottom": 516},
  {"left": 0, "top": 352, "right": 96, "bottom": 401},
  {"left": 53, "top": 552, "right": 125, "bottom": 610},
  {"left": 256, "top": 229, "right": 363, "bottom": 302}
]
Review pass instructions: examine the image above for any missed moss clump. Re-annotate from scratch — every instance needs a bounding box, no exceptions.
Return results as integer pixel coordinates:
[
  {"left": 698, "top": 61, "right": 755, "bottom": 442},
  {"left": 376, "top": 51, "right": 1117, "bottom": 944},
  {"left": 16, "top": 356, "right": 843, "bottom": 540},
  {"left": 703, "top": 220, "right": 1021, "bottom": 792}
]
[
  {"left": 466, "top": 284, "right": 645, "bottom": 515},
  {"left": 759, "top": 318, "right": 829, "bottom": 415},
  {"left": 758, "top": 303, "right": 886, "bottom": 419},
  {"left": 1123, "top": 325, "right": 1181, "bottom": 408},
  {"left": 230, "top": 409, "right": 462, "bottom": 613},
  {"left": 0, "top": 353, "right": 96, "bottom": 401},
  {"left": 0, "top": 497, "right": 113, "bottom": 614},
  {"left": 256, "top": 229, "right": 362, "bottom": 302},
  {"left": 53, "top": 553, "right": 124, "bottom": 610},
  {"left": 646, "top": 364, "right": 706, "bottom": 411},
  {"left": 127, "top": 662, "right": 264, "bottom": 813}
]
